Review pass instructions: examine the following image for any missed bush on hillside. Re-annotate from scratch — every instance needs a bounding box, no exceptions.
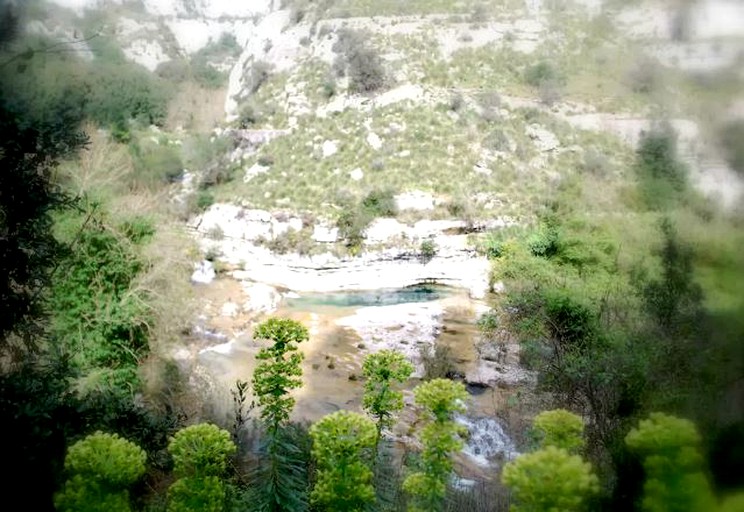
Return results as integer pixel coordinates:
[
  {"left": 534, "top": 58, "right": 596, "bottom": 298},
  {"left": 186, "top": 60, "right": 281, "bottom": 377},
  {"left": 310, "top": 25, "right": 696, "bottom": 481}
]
[
  {"left": 85, "top": 62, "right": 168, "bottom": 131},
  {"left": 248, "top": 60, "right": 272, "bottom": 94},
  {"left": 336, "top": 208, "right": 369, "bottom": 250},
  {"left": 635, "top": 128, "right": 688, "bottom": 209},
  {"left": 190, "top": 56, "right": 226, "bottom": 89},
  {"left": 361, "top": 188, "right": 397, "bottom": 217},
  {"left": 524, "top": 61, "right": 558, "bottom": 88},
  {"left": 238, "top": 100, "right": 264, "bottom": 127},
  {"left": 419, "top": 239, "right": 437, "bottom": 263},
  {"left": 332, "top": 28, "right": 386, "bottom": 93},
  {"left": 348, "top": 47, "right": 386, "bottom": 93},
  {"left": 130, "top": 139, "right": 184, "bottom": 189},
  {"left": 155, "top": 59, "right": 191, "bottom": 83}
]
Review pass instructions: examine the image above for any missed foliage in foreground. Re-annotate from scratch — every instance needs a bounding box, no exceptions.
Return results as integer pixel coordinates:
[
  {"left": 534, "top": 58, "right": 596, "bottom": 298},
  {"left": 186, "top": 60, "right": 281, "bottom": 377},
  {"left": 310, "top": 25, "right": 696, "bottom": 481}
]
[
  {"left": 54, "top": 432, "right": 146, "bottom": 512},
  {"left": 310, "top": 410, "right": 377, "bottom": 511},
  {"left": 168, "top": 423, "right": 237, "bottom": 478},
  {"left": 503, "top": 410, "right": 598, "bottom": 512},
  {"left": 252, "top": 318, "right": 311, "bottom": 512},
  {"left": 626, "top": 413, "right": 715, "bottom": 512},
  {"left": 503, "top": 446, "right": 599, "bottom": 512},
  {"left": 252, "top": 318, "right": 309, "bottom": 434},
  {"left": 362, "top": 350, "right": 414, "bottom": 442},
  {"left": 404, "top": 378, "right": 468, "bottom": 512}
]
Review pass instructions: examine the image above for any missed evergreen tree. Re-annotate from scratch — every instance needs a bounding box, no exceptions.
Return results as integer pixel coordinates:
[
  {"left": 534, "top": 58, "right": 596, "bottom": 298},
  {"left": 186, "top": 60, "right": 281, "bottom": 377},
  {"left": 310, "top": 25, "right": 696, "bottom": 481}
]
[
  {"left": 166, "top": 424, "right": 236, "bottom": 512},
  {"left": 54, "top": 432, "right": 146, "bottom": 512},
  {"left": 532, "top": 409, "right": 585, "bottom": 453},
  {"left": 252, "top": 318, "right": 309, "bottom": 435},
  {"left": 403, "top": 378, "right": 468, "bottom": 512},
  {"left": 251, "top": 317, "right": 310, "bottom": 512},
  {"left": 362, "top": 350, "right": 414, "bottom": 443},
  {"left": 625, "top": 413, "right": 715, "bottom": 512},
  {"left": 502, "top": 446, "right": 599, "bottom": 512}
]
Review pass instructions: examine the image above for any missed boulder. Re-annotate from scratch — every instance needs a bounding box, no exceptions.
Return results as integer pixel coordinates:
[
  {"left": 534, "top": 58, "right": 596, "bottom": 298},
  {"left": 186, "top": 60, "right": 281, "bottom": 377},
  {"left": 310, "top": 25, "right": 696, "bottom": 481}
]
[{"left": 191, "top": 260, "right": 216, "bottom": 284}]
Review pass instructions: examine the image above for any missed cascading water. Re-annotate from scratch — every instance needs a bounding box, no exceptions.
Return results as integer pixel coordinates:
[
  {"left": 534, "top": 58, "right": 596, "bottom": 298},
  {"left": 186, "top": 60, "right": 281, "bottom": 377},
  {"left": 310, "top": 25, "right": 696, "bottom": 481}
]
[{"left": 457, "top": 416, "right": 519, "bottom": 467}]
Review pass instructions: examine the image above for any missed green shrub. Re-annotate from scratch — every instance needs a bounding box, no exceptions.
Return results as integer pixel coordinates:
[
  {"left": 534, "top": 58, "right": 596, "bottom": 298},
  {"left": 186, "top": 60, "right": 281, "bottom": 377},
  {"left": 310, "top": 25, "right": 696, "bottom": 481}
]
[
  {"left": 155, "top": 59, "right": 191, "bottom": 83},
  {"left": 55, "top": 432, "right": 146, "bottom": 512},
  {"left": 480, "top": 233, "right": 504, "bottom": 259},
  {"left": 257, "top": 154, "right": 275, "bottom": 167},
  {"left": 635, "top": 128, "right": 688, "bottom": 209},
  {"left": 532, "top": 409, "right": 585, "bottom": 453},
  {"left": 85, "top": 62, "right": 168, "bottom": 130},
  {"left": 335, "top": 189, "right": 397, "bottom": 249},
  {"left": 419, "top": 239, "right": 437, "bottom": 263},
  {"left": 337, "top": 208, "right": 368, "bottom": 250},
  {"left": 502, "top": 446, "right": 599, "bottom": 511},
  {"left": 55, "top": 476, "right": 132, "bottom": 512},
  {"left": 50, "top": 210, "right": 152, "bottom": 390},
  {"left": 321, "top": 76, "right": 337, "bottom": 98},
  {"left": 196, "top": 191, "right": 215, "bottom": 211},
  {"left": 168, "top": 423, "right": 236, "bottom": 478},
  {"left": 120, "top": 217, "right": 156, "bottom": 244},
  {"left": 524, "top": 61, "right": 558, "bottom": 88},
  {"left": 202, "top": 33, "right": 241, "bottom": 58},
  {"left": 527, "top": 224, "right": 561, "bottom": 258},
  {"left": 544, "top": 291, "right": 595, "bottom": 347},
  {"left": 449, "top": 93, "right": 465, "bottom": 112},
  {"left": 190, "top": 56, "right": 226, "bottom": 89},
  {"left": 539, "top": 79, "right": 562, "bottom": 106},
  {"left": 200, "top": 161, "right": 234, "bottom": 189},
  {"left": 64, "top": 432, "right": 147, "bottom": 487},
  {"left": 332, "top": 28, "right": 385, "bottom": 93},
  {"left": 262, "top": 228, "right": 317, "bottom": 256},
  {"left": 130, "top": 139, "right": 184, "bottom": 188},
  {"left": 168, "top": 476, "right": 225, "bottom": 512},
  {"left": 483, "top": 129, "right": 510, "bottom": 152},
  {"left": 348, "top": 47, "right": 386, "bottom": 93},
  {"left": 238, "top": 100, "right": 264, "bottom": 127},
  {"left": 361, "top": 188, "right": 397, "bottom": 217},
  {"left": 477, "top": 311, "right": 499, "bottom": 340}
]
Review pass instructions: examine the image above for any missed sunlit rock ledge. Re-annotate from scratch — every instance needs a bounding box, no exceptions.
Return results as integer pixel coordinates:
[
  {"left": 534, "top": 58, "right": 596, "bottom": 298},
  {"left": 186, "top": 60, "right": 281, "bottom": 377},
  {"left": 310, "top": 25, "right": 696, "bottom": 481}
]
[{"left": 190, "top": 204, "right": 502, "bottom": 298}]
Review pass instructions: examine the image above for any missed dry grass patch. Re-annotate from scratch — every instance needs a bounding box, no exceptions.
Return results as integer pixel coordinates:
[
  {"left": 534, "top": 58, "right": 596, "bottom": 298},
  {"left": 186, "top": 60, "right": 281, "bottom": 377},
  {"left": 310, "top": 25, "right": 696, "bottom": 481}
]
[{"left": 167, "top": 82, "right": 228, "bottom": 131}]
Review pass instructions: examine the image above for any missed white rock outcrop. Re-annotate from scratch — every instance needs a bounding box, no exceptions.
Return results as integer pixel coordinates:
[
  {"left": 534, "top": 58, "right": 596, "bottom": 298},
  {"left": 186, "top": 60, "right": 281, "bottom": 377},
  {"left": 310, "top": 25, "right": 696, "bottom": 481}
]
[
  {"left": 191, "top": 260, "right": 216, "bottom": 284},
  {"left": 241, "top": 282, "right": 281, "bottom": 315}
]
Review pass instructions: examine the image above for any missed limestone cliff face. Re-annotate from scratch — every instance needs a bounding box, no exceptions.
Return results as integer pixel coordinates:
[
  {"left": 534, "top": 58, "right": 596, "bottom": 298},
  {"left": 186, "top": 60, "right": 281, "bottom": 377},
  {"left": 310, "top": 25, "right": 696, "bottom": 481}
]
[
  {"left": 48, "top": 0, "right": 272, "bottom": 18},
  {"left": 45, "top": 0, "right": 275, "bottom": 71}
]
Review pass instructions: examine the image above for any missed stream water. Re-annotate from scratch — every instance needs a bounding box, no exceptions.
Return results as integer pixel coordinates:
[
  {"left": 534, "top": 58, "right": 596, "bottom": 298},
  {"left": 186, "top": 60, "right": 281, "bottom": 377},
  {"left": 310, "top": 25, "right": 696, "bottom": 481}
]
[
  {"left": 193, "top": 279, "right": 518, "bottom": 474},
  {"left": 283, "top": 284, "right": 454, "bottom": 309}
]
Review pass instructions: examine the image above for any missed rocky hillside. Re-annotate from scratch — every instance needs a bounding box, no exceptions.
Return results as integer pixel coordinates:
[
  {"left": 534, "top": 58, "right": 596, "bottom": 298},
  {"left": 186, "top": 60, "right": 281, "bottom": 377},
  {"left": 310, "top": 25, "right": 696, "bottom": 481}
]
[{"left": 40, "top": 0, "right": 744, "bottom": 262}]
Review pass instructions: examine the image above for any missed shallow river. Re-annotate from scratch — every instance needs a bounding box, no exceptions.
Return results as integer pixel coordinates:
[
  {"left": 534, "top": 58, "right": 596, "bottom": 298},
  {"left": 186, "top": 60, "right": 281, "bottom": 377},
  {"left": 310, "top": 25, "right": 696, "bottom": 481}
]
[{"left": 193, "top": 279, "right": 519, "bottom": 476}]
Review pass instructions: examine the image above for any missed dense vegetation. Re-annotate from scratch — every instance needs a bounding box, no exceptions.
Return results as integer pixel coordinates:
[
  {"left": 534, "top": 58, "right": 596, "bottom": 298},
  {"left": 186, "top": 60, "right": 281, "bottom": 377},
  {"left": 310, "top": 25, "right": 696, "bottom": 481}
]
[{"left": 1, "top": 1, "right": 743, "bottom": 511}]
